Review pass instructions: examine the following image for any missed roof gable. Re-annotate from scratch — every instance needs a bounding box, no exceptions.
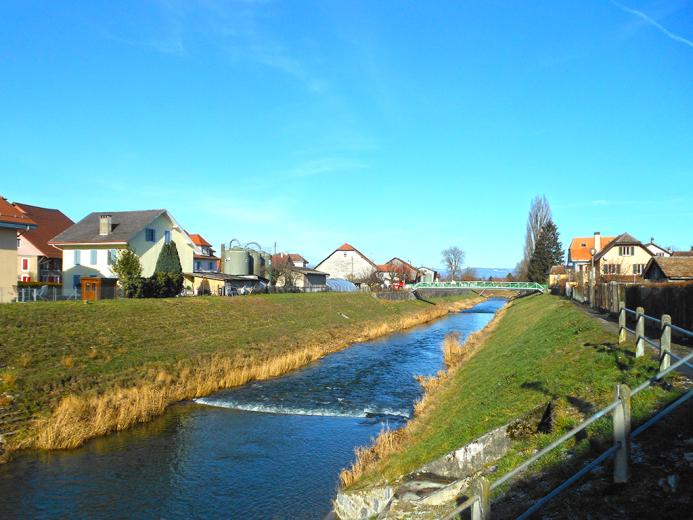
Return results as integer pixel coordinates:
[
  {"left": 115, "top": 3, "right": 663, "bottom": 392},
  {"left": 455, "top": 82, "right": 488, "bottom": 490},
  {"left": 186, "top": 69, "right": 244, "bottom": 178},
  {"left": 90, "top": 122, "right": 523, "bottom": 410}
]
[
  {"left": 315, "top": 242, "right": 377, "bottom": 269},
  {"left": 593, "top": 232, "right": 650, "bottom": 262},
  {"left": 14, "top": 203, "right": 73, "bottom": 257},
  {"left": 644, "top": 256, "right": 693, "bottom": 280}
]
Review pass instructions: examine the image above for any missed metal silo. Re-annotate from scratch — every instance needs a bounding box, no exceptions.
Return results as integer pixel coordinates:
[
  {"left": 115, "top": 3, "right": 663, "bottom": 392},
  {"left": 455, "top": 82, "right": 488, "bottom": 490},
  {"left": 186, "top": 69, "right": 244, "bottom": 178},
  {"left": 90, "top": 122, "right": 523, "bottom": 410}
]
[{"left": 224, "top": 240, "right": 251, "bottom": 275}]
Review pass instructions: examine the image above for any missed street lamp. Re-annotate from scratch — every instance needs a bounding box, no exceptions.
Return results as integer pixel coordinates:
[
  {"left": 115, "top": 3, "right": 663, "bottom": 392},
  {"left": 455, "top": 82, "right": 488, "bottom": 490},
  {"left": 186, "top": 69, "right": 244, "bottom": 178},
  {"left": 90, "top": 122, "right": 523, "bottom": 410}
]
[{"left": 589, "top": 247, "right": 597, "bottom": 307}]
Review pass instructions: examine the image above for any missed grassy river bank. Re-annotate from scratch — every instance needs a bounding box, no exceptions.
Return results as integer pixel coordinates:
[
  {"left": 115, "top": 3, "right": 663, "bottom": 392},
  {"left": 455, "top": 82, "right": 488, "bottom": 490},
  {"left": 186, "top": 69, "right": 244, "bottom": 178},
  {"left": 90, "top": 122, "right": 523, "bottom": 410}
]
[
  {"left": 0, "top": 292, "right": 480, "bottom": 460},
  {"left": 340, "top": 294, "right": 687, "bottom": 504}
]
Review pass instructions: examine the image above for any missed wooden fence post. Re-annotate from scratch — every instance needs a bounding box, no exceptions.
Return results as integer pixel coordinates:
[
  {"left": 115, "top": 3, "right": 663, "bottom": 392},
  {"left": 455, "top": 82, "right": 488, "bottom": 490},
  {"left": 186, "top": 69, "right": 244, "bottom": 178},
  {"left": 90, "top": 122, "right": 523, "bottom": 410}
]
[
  {"left": 660, "top": 314, "right": 671, "bottom": 372},
  {"left": 471, "top": 476, "right": 490, "bottom": 520},
  {"left": 635, "top": 306, "right": 645, "bottom": 358},
  {"left": 613, "top": 383, "right": 631, "bottom": 483},
  {"left": 618, "top": 302, "right": 626, "bottom": 344}
]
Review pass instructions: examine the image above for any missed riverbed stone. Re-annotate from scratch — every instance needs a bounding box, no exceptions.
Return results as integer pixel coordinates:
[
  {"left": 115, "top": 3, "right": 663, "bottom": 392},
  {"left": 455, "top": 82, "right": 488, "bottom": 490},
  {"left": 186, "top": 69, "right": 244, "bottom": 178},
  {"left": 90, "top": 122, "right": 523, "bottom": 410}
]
[{"left": 333, "top": 486, "right": 394, "bottom": 520}]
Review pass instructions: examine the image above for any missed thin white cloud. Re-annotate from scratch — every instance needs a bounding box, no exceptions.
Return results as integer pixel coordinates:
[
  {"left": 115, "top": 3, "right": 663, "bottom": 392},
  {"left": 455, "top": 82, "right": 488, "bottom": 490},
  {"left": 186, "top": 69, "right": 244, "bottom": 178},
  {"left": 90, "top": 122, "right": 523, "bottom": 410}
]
[
  {"left": 285, "top": 157, "right": 368, "bottom": 178},
  {"left": 612, "top": 1, "right": 693, "bottom": 49}
]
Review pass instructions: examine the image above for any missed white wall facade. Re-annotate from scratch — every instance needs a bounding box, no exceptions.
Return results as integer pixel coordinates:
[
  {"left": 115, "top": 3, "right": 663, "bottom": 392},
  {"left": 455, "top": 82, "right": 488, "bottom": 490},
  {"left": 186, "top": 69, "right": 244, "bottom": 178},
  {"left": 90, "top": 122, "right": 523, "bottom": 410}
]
[
  {"left": 597, "top": 245, "right": 653, "bottom": 276},
  {"left": 316, "top": 250, "right": 375, "bottom": 280},
  {"left": 60, "top": 212, "right": 195, "bottom": 292}
]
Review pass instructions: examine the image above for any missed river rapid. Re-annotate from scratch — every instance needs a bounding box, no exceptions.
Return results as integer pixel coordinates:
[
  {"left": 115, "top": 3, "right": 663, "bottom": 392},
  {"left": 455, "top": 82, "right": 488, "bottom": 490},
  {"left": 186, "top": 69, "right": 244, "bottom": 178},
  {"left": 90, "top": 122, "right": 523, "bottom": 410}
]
[{"left": 0, "top": 298, "right": 506, "bottom": 519}]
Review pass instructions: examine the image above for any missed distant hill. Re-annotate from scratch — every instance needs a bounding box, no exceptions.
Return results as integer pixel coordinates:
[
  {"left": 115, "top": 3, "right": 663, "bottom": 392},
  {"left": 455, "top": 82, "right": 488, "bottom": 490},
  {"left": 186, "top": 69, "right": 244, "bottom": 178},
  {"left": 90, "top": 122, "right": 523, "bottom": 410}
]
[
  {"left": 469, "top": 267, "right": 515, "bottom": 279},
  {"left": 437, "top": 267, "right": 516, "bottom": 279}
]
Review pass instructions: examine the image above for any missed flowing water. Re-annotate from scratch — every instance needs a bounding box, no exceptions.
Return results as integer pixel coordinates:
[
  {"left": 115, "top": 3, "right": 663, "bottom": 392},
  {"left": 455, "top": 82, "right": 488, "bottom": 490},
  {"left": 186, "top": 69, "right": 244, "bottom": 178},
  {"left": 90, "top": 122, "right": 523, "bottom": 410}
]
[{"left": 0, "top": 298, "right": 505, "bottom": 519}]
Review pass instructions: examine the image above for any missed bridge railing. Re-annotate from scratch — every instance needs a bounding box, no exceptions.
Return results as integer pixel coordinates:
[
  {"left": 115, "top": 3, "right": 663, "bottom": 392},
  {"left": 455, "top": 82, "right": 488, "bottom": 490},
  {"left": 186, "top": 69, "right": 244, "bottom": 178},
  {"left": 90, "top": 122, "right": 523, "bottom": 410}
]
[
  {"left": 443, "top": 302, "right": 693, "bottom": 520},
  {"left": 407, "top": 281, "right": 547, "bottom": 292}
]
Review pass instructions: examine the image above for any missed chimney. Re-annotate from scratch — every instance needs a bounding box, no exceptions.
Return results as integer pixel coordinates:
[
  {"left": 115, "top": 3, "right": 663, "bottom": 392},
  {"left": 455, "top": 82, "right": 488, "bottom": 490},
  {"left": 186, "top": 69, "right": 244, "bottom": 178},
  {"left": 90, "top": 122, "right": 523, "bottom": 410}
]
[
  {"left": 593, "top": 232, "right": 601, "bottom": 252},
  {"left": 99, "top": 214, "right": 112, "bottom": 236},
  {"left": 650, "top": 236, "right": 655, "bottom": 244}
]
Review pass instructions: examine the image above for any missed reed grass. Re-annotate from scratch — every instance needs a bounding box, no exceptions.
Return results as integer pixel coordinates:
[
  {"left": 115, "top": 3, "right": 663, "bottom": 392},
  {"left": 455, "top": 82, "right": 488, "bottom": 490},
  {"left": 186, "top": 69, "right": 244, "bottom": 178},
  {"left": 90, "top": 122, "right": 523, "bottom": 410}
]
[
  {"left": 338, "top": 301, "right": 509, "bottom": 488},
  {"left": 7, "top": 294, "right": 484, "bottom": 452}
]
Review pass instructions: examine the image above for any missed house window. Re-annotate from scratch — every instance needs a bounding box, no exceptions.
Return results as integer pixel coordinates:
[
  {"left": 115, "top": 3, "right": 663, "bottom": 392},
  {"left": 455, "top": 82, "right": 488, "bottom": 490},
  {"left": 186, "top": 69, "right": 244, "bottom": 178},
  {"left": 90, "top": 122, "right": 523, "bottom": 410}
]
[
  {"left": 195, "top": 261, "right": 201, "bottom": 271},
  {"left": 90, "top": 250, "right": 98, "bottom": 265},
  {"left": 21, "top": 258, "right": 29, "bottom": 271},
  {"left": 145, "top": 228, "right": 155, "bottom": 242},
  {"left": 164, "top": 230, "right": 171, "bottom": 245},
  {"left": 633, "top": 264, "right": 645, "bottom": 275},
  {"left": 17, "top": 237, "right": 21, "bottom": 248},
  {"left": 209, "top": 261, "right": 214, "bottom": 270},
  {"left": 21, "top": 275, "right": 30, "bottom": 282},
  {"left": 74, "top": 250, "right": 81, "bottom": 265},
  {"left": 618, "top": 246, "right": 634, "bottom": 256},
  {"left": 603, "top": 264, "right": 621, "bottom": 275}
]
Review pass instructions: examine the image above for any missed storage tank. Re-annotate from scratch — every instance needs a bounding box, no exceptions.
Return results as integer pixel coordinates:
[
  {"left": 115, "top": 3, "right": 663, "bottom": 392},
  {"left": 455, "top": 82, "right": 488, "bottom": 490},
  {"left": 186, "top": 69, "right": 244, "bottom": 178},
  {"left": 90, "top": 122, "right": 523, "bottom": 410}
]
[
  {"left": 249, "top": 250, "right": 262, "bottom": 276},
  {"left": 261, "top": 253, "right": 272, "bottom": 277},
  {"left": 224, "top": 244, "right": 250, "bottom": 275}
]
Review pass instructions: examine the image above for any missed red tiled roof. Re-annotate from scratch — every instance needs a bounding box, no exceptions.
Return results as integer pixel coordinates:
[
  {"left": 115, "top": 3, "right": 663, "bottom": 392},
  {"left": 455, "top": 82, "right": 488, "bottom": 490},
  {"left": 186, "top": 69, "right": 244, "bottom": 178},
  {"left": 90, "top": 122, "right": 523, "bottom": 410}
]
[
  {"left": 569, "top": 235, "right": 616, "bottom": 262},
  {"left": 188, "top": 233, "right": 212, "bottom": 247},
  {"left": 337, "top": 243, "right": 356, "bottom": 251},
  {"left": 0, "top": 197, "right": 37, "bottom": 228},
  {"left": 14, "top": 202, "right": 73, "bottom": 258},
  {"left": 194, "top": 254, "right": 219, "bottom": 260},
  {"left": 315, "top": 242, "right": 377, "bottom": 269}
]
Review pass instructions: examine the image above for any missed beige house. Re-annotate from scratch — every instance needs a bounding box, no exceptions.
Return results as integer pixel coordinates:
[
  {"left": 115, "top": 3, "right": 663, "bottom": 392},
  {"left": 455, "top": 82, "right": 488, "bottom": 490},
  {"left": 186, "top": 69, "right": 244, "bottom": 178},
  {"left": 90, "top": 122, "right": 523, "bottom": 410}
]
[
  {"left": 0, "top": 197, "right": 37, "bottom": 302},
  {"left": 592, "top": 233, "right": 653, "bottom": 279},
  {"left": 50, "top": 209, "right": 195, "bottom": 294}
]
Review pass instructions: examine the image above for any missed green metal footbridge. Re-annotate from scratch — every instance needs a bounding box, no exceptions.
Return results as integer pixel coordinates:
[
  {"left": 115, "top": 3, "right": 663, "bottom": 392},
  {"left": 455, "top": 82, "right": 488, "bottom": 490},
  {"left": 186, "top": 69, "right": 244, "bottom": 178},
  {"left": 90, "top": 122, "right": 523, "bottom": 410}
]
[{"left": 407, "top": 281, "right": 547, "bottom": 293}]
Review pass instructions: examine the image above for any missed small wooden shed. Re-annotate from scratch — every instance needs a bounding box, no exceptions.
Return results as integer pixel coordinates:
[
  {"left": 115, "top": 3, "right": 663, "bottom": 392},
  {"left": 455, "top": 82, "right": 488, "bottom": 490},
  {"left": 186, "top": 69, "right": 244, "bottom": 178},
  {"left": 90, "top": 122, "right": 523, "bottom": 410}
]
[{"left": 81, "top": 277, "right": 118, "bottom": 301}]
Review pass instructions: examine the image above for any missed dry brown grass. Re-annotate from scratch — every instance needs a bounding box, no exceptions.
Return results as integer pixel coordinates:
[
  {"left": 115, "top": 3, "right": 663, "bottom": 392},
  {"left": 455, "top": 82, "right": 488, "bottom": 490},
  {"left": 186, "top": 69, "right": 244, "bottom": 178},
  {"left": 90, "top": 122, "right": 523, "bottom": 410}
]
[
  {"left": 18, "top": 353, "right": 32, "bottom": 368},
  {"left": 338, "top": 300, "right": 512, "bottom": 489},
  {"left": 34, "top": 303, "right": 463, "bottom": 451},
  {"left": 1, "top": 372, "right": 17, "bottom": 388},
  {"left": 59, "top": 356, "right": 75, "bottom": 369},
  {"left": 442, "top": 332, "right": 464, "bottom": 367}
]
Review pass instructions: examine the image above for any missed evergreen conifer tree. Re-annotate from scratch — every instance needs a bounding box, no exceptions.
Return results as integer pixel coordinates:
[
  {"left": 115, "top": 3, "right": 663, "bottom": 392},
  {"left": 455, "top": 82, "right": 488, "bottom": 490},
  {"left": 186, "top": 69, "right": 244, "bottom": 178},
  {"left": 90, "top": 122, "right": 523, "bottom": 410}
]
[
  {"left": 527, "top": 220, "right": 564, "bottom": 283},
  {"left": 154, "top": 242, "right": 182, "bottom": 274}
]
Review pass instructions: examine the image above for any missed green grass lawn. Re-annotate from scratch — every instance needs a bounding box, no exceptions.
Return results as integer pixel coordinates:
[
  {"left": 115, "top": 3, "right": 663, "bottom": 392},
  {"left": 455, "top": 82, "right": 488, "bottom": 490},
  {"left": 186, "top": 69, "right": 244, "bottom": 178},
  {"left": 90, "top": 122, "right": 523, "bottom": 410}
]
[
  {"left": 350, "top": 294, "right": 685, "bottom": 489},
  {"left": 0, "top": 292, "right": 475, "bottom": 446}
]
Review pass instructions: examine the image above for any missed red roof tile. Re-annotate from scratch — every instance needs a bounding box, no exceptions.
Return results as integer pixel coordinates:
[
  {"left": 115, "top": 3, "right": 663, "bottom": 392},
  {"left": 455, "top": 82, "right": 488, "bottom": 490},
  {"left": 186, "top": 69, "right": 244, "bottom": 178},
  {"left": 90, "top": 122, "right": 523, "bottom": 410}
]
[
  {"left": 188, "top": 233, "right": 212, "bottom": 247},
  {"left": 14, "top": 202, "right": 73, "bottom": 258},
  {"left": 569, "top": 235, "right": 616, "bottom": 262},
  {"left": 0, "top": 197, "right": 37, "bottom": 228}
]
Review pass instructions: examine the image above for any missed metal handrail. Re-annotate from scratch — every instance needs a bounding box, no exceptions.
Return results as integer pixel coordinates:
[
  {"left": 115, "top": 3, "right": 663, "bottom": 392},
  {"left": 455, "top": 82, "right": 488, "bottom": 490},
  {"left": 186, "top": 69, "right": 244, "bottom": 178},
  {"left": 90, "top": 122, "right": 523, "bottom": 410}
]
[
  {"left": 443, "top": 305, "right": 693, "bottom": 520},
  {"left": 407, "top": 281, "right": 547, "bottom": 292}
]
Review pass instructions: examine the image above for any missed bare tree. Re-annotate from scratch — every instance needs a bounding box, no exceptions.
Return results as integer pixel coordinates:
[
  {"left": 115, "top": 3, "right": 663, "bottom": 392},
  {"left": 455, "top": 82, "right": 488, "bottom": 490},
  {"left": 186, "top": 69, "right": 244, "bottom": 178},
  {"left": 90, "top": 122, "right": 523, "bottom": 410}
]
[
  {"left": 442, "top": 246, "right": 465, "bottom": 281},
  {"left": 518, "top": 195, "right": 552, "bottom": 280}
]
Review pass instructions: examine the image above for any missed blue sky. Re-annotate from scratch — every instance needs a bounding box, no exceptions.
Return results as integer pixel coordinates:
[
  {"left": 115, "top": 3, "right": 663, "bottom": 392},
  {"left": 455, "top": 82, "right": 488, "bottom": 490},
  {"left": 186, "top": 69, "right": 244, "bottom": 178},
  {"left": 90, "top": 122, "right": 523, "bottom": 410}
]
[{"left": 2, "top": 1, "right": 692, "bottom": 269}]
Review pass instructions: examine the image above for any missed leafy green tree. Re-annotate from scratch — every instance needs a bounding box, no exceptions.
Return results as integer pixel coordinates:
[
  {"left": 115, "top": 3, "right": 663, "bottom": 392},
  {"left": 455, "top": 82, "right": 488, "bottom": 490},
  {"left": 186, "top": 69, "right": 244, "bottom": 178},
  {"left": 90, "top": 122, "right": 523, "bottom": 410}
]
[
  {"left": 111, "top": 248, "right": 143, "bottom": 298},
  {"left": 528, "top": 220, "right": 564, "bottom": 283}
]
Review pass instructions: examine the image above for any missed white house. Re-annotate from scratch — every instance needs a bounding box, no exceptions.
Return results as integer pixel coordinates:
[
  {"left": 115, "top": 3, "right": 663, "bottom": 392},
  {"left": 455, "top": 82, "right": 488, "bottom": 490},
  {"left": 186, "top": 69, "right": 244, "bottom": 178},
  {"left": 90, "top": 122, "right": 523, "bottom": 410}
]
[
  {"left": 645, "top": 238, "right": 671, "bottom": 258},
  {"left": 49, "top": 209, "right": 195, "bottom": 294},
  {"left": 314, "top": 243, "right": 377, "bottom": 281}
]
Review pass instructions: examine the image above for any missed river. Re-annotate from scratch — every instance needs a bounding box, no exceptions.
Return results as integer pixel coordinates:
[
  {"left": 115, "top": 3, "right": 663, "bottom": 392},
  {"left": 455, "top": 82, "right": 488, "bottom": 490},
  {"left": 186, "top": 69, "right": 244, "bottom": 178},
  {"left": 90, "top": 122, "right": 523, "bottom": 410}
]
[{"left": 0, "top": 298, "right": 505, "bottom": 519}]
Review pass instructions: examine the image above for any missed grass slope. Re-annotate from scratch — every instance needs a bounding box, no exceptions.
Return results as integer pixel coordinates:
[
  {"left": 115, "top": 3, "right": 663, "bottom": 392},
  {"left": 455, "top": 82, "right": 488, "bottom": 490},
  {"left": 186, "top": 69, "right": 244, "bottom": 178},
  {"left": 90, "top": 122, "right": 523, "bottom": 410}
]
[
  {"left": 350, "top": 294, "right": 684, "bottom": 489},
  {"left": 0, "top": 292, "right": 475, "bottom": 452}
]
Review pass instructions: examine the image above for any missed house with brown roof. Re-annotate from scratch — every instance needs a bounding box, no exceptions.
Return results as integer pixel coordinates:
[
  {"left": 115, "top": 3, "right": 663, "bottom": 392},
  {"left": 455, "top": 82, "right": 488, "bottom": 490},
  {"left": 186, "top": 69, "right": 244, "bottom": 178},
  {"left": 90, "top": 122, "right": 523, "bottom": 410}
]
[
  {"left": 271, "top": 252, "right": 309, "bottom": 269},
  {"left": 50, "top": 209, "right": 195, "bottom": 294},
  {"left": 643, "top": 256, "right": 693, "bottom": 282},
  {"left": 314, "top": 242, "right": 377, "bottom": 282},
  {"left": 14, "top": 202, "right": 74, "bottom": 283},
  {"left": 189, "top": 233, "right": 219, "bottom": 273},
  {"left": 377, "top": 257, "right": 420, "bottom": 286},
  {"left": 592, "top": 232, "right": 653, "bottom": 279},
  {"left": 0, "top": 197, "right": 37, "bottom": 302}
]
